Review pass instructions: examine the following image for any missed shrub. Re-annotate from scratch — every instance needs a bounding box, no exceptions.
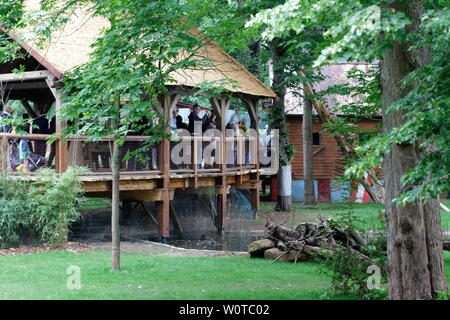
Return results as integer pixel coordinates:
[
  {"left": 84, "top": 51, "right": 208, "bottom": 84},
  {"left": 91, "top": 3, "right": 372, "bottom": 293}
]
[
  {"left": 319, "top": 211, "right": 388, "bottom": 299},
  {"left": 0, "top": 167, "right": 88, "bottom": 248}
]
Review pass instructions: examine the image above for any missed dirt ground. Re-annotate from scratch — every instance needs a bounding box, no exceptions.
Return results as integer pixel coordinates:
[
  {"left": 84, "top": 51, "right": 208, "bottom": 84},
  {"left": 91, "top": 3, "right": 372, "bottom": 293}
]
[
  {"left": 0, "top": 240, "right": 248, "bottom": 257},
  {"left": 91, "top": 240, "right": 247, "bottom": 257},
  {"left": 252, "top": 204, "right": 322, "bottom": 230},
  {"left": 0, "top": 241, "right": 92, "bottom": 256}
]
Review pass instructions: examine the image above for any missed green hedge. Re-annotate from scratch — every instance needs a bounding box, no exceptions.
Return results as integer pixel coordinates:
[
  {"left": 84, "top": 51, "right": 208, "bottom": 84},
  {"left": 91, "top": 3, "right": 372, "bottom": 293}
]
[{"left": 0, "top": 167, "right": 87, "bottom": 248}]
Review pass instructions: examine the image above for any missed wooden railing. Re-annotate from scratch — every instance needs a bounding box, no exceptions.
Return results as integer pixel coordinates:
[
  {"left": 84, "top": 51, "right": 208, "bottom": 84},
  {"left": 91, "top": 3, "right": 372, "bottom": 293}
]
[
  {"left": 169, "top": 134, "right": 258, "bottom": 173},
  {"left": 0, "top": 133, "right": 54, "bottom": 173},
  {"left": 0, "top": 132, "right": 259, "bottom": 176},
  {"left": 66, "top": 136, "right": 161, "bottom": 174}
]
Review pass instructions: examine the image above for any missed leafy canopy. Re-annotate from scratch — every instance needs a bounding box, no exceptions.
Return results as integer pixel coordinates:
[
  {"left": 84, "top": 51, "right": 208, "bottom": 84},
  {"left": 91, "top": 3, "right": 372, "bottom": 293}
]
[{"left": 248, "top": 0, "right": 450, "bottom": 203}]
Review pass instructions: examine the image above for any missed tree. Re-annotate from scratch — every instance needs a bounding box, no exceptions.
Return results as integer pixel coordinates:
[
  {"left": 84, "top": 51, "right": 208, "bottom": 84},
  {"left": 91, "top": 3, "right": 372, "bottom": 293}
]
[
  {"left": 302, "top": 97, "right": 316, "bottom": 205},
  {"left": 197, "top": 0, "right": 296, "bottom": 211},
  {"left": 379, "top": 0, "right": 446, "bottom": 299},
  {"left": 196, "top": 0, "right": 326, "bottom": 211},
  {"left": 248, "top": 0, "right": 448, "bottom": 299},
  {"left": 0, "top": 0, "right": 217, "bottom": 270}
]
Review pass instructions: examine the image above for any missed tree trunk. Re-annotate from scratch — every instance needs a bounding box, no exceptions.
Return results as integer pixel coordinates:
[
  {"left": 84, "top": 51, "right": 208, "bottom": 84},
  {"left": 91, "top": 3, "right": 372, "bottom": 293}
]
[
  {"left": 111, "top": 137, "right": 121, "bottom": 270},
  {"left": 270, "top": 39, "right": 292, "bottom": 212},
  {"left": 303, "top": 97, "right": 316, "bottom": 204},
  {"left": 111, "top": 100, "right": 121, "bottom": 271},
  {"left": 382, "top": 0, "right": 447, "bottom": 299}
]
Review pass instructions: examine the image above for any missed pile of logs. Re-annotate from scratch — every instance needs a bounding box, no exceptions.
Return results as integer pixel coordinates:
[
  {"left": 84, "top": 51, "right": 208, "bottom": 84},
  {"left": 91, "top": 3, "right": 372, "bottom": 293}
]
[
  {"left": 248, "top": 218, "right": 372, "bottom": 263},
  {"left": 248, "top": 218, "right": 450, "bottom": 263}
]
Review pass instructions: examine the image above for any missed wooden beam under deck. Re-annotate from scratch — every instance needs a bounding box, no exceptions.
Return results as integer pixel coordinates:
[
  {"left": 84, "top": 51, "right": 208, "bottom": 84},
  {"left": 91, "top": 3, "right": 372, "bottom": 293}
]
[{"left": 79, "top": 169, "right": 259, "bottom": 193}]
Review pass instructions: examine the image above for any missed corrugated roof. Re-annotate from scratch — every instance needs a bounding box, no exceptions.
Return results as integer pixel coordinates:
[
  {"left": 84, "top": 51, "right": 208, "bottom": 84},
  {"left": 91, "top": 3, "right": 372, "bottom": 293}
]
[{"left": 14, "top": 0, "right": 276, "bottom": 98}]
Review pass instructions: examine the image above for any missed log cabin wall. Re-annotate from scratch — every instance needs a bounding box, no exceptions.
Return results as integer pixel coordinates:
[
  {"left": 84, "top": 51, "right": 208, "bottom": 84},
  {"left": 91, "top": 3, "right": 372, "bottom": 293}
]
[{"left": 284, "top": 115, "right": 381, "bottom": 203}]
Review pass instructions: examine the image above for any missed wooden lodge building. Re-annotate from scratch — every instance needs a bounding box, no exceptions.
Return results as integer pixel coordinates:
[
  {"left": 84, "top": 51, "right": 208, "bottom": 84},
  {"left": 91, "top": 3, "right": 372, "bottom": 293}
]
[
  {"left": 270, "top": 63, "right": 382, "bottom": 203},
  {"left": 282, "top": 115, "right": 381, "bottom": 203},
  {"left": 0, "top": 1, "right": 276, "bottom": 239}
]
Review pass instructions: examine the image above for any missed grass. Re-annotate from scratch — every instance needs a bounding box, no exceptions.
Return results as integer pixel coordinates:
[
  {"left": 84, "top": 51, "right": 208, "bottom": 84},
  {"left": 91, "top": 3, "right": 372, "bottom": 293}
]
[
  {"left": 79, "top": 197, "right": 111, "bottom": 211},
  {"left": 1, "top": 250, "right": 449, "bottom": 300},
  {"left": 441, "top": 200, "right": 450, "bottom": 232},
  {"left": 259, "top": 200, "right": 450, "bottom": 232},
  {"left": 0, "top": 250, "right": 357, "bottom": 300}
]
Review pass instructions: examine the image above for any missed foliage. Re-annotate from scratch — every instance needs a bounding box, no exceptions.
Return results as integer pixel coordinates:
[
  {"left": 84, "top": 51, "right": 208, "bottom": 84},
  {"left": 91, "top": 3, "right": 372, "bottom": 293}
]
[
  {"left": 0, "top": 167, "right": 87, "bottom": 248},
  {"left": 347, "top": 8, "right": 450, "bottom": 204},
  {"left": 0, "top": 0, "right": 25, "bottom": 63},
  {"left": 317, "top": 66, "right": 383, "bottom": 184},
  {"left": 193, "top": 1, "right": 325, "bottom": 169},
  {"left": 1, "top": 0, "right": 232, "bottom": 160},
  {"left": 248, "top": 0, "right": 450, "bottom": 203},
  {"left": 57, "top": 0, "right": 212, "bottom": 145},
  {"left": 319, "top": 211, "right": 387, "bottom": 299}
]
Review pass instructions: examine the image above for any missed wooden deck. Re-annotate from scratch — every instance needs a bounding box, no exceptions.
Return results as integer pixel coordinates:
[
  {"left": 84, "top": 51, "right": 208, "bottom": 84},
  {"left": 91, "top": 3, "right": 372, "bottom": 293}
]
[
  {"left": 0, "top": 73, "right": 266, "bottom": 239},
  {"left": 1, "top": 130, "right": 262, "bottom": 238}
]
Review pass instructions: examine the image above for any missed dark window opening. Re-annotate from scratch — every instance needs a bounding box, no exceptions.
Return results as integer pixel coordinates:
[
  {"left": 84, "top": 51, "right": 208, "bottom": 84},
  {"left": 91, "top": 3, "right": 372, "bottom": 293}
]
[{"left": 313, "top": 132, "right": 320, "bottom": 145}]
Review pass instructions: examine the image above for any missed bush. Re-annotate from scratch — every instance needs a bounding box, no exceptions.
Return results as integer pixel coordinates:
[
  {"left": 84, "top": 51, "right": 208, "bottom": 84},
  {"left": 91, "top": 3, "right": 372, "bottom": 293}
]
[
  {"left": 319, "top": 211, "right": 388, "bottom": 299},
  {"left": 0, "top": 167, "right": 88, "bottom": 248}
]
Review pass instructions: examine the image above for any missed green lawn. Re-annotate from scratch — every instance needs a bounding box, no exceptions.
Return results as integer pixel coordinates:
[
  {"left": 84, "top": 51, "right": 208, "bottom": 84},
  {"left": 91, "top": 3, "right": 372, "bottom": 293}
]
[
  {"left": 441, "top": 200, "right": 450, "bottom": 232},
  {"left": 0, "top": 250, "right": 356, "bottom": 300},
  {"left": 79, "top": 197, "right": 111, "bottom": 211},
  {"left": 1, "top": 250, "right": 449, "bottom": 300},
  {"left": 259, "top": 200, "right": 450, "bottom": 232}
]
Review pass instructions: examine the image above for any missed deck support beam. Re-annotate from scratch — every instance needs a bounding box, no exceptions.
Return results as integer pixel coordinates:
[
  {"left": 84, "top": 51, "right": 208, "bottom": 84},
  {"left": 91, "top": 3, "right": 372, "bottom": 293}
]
[
  {"left": 55, "top": 87, "right": 69, "bottom": 173},
  {"left": 241, "top": 95, "right": 261, "bottom": 211},
  {"left": 45, "top": 77, "right": 69, "bottom": 173},
  {"left": 213, "top": 95, "right": 230, "bottom": 235},
  {"left": 156, "top": 93, "right": 180, "bottom": 240}
]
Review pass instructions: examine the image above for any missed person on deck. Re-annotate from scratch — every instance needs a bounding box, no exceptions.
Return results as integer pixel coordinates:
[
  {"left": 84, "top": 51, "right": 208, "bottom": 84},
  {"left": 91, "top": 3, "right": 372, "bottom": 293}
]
[
  {"left": 226, "top": 114, "right": 239, "bottom": 167},
  {"left": 176, "top": 115, "right": 188, "bottom": 130},
  {"left": 238, "top": 118, "right": 249, "bottom": 166},
  {"left": 32, "top": 109, "right": 50, "bottom": 158},
  {"left": 188, "top": 104, "right": 211, "bottom": 134},
  {"left": 0, "top": 107, "right": 13, "bottom": 133}
]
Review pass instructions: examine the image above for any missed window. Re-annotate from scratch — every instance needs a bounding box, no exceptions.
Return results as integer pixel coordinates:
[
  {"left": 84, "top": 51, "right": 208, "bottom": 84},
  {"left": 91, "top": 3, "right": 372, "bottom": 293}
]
[{"left": 313, "top": 132, "right": 320, "bottom": 145}]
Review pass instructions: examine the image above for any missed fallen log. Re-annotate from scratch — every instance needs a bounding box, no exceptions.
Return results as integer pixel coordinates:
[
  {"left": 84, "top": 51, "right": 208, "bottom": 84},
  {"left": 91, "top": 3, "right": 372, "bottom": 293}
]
[
  {"left": 264, "top": 248, "right": 309, "bottom": 263},
  {"left": 265, "top": 221, "right": 305, "bottom": 242},
  {"left": 247, "top": 239, "right": 276, "bottom": 258},
  {"left": 249, "top": 219, "right": 450, "bottom": 264}
]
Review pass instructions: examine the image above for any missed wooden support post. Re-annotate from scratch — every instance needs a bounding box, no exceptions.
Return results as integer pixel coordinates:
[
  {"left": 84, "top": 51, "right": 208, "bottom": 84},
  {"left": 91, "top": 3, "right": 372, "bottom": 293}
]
[
  {"left": 242, "top": 95, "right": 261, "bottom": 211},
  {"left": 214, "top": 95, "right": 230, "bottom": 235},
  {"left": 217, "top": 191, "right": 227, "bottom": 233},
  {"left": 192, "top": 135, "right": 198, "bottom": 188},
  {"left": 0, "top": 136, "right": 7, "bottom": 172},
  {"left": 156, "top": 92, "right": 179, "bottom": 240},
  {"left": 55, "top": 88, "right": 68, "bottom": 173},
  {"left": 20, "top": 100, "right": 37, "bottom": 118},
  {"left": 251, "top": 187, "right": 260, "bottom": 211}
]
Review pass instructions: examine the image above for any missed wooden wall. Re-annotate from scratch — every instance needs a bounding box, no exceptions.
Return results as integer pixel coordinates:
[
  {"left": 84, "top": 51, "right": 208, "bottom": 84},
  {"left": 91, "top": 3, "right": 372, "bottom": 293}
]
[{"left": 286, "top": 115, "right": 381, "bottom": 180}]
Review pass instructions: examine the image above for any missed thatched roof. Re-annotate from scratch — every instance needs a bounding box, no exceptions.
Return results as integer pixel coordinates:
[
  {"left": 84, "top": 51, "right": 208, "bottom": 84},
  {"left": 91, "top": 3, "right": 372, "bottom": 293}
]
[{"left": 14, "top": 0, "right": 276, "bottom": 98}]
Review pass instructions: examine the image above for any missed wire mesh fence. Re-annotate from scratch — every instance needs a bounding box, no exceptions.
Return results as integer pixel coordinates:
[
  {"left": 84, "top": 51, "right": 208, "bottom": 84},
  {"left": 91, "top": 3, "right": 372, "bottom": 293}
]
[
  {"left": 68, "top": 138, "right": 160, "bottom": 173},
  {"left": 0, "top": 133, "right": 56, "bottom": 173},
  {"left": 69, "top": 187, "right": 263, "bottom": 251}
]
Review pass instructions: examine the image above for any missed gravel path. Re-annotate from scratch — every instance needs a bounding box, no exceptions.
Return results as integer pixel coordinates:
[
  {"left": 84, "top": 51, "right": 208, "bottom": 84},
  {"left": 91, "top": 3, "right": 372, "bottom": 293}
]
[{"left": 90, "top": 240, "right": 248, "bottom": 257}]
